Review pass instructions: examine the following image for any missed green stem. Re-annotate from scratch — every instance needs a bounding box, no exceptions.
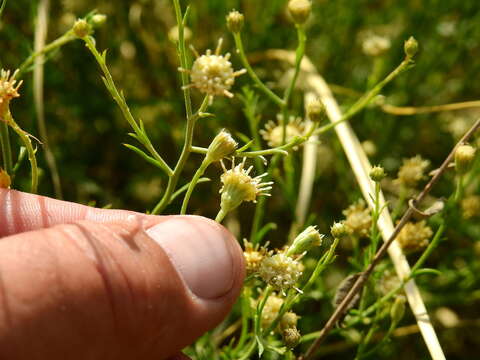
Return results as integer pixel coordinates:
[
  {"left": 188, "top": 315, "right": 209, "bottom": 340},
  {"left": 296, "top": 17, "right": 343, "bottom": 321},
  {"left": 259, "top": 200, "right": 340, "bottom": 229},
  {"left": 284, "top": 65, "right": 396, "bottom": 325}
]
[
  {"left": 233, "top": 32, "right": 284, "bottom": 108},
  {"left": 180, "top": 158, "right": 211, "bottom": 214},
  {"left": 315, "top": 56, "right": 415, "bottom": 135},
  {"left": 16, "top": 31, "right": 76, "bottom": 79},
  {"left": 152, "top": 95, "right": 209, "bottom": 214},
  {"left": 5, "top": 112, "right": 38, "bottom": 193},
  {"left": 391, "top": 186, "right": 407, "bottom": 221},
  {"left": 83, "top": 36, "right": 173, "bottom": 177},
  {"left": 0, "top": 122, "right": 12, "bottom": 174},
  {"left": 215, "top": 208, "right": 227, "bottom": 223},
  {"left": 283, "top": 25, "right": 306, "bottom": 108},
  {"left": 454, "top": 175, "right": 464, "bottom": 203}
]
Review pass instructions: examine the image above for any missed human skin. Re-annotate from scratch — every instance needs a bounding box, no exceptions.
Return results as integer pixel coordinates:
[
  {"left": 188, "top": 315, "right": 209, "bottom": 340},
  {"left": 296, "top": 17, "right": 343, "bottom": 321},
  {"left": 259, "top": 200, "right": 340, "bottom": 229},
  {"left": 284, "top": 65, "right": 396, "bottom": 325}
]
[{"left": 0, "top": 188, "right": 245, "bottom": 360}]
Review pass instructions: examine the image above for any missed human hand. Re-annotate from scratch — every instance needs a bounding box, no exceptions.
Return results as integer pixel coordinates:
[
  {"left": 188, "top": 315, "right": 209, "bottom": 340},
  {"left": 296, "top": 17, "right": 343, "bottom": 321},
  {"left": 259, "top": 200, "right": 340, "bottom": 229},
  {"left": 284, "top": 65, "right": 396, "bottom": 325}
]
[{"left": 0, "top": 189, "right": 245, "bottom": 360}]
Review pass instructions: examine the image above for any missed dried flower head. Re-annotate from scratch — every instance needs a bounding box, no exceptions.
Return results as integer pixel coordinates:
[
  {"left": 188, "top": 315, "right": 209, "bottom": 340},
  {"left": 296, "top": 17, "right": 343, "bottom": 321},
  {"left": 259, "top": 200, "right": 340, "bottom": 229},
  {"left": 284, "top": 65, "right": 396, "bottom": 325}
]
[
  {"left": 396, "top": 155, "right": 430, "bottom": 188},
  {"left": 180, "top": 38, "right": 246, "bottom": 99},
  {"left": 0, "top": 69, "right": 22, "bottom": 115},
  {"left": 342, "top": 199, "right": 372, "bottom": 238},
  {"left": 461, "top": 195, "right": 480, "bottom": 219},
  {"left": 226, "top": 10, "right": 244, "bottom": 33},
  {"left": 362, "top": 34, "right": 391, "bottom": 57},
  {"left": 259, "top": 252, "right": 303, "bottom": 293},
  {"left": 331, "top": 221, "right": 349, "bottom": 239},
  {"left": 206, "top": 129, "right": 238, "bottom": 163},
  {"left": 397, "top": 220, "right": 433, "bottom": 253},
  {"left": 283, "top": 327, "right": 301, "bottom": 348},
  {"left": 168, "top": 25, "right": 192, "bottom": 43},
  {"left": 288, "top": 0, "right": 311, "bottom": 24},
  {"left": 260, "top": 114, "right": 305, "bottom": 148},
  {"left": 370, "top": 165, "right": 387, "bottom": 182},
  {"left": 377, "top": 270, "right": 402, "bottom": 296},
  {"left": 260, "top": 293, "right": 284, "bottom": 328},
  {"left": 0, "top": 169, "right": 11, "bottom": 188},
  {"left": 280, "top": 311, "right": 299, "bottom": 331},
  {"left": 455, "top": 144, "right": 476, "bottom": 175},
  {"left": 219, "top": 158, "right": 273, "bottom": 213},
  {"left": 243, "top": 239, "right": 269, "bottom": 275}
]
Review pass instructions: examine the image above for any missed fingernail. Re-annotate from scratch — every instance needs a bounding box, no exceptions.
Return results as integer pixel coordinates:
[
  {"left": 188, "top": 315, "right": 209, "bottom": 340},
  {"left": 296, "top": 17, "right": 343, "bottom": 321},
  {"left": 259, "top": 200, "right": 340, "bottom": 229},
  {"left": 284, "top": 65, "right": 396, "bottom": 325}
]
[{"left": 146, "top": 216, "right": 236, "bottom": 299}]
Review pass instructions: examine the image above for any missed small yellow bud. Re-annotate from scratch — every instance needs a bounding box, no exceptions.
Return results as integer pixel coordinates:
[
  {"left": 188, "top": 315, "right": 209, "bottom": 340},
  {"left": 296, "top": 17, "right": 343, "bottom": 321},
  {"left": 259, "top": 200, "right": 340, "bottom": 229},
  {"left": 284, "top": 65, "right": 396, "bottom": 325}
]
[
  {"left": 390, "top": 295, "right": 406, "bottom": 324},
  {"left": 206, "top": 130, "right": 238, "bottom": 163},
  {"left": 288, "top": 0, "right": 311, "bottom": 25},
  {"left": 73, "top": 19, "right": 91, "bottom": 38},
  {"left": 330, "top": 221, "right": 348, "bottom": 239},
  {"left": 282, "top": 327, "right": 301, "bottom": 349},
  {"left": 0, "top": 169, "right": 11, "bottom": 188},
  {"left": 91, "top": 14, "right": 107, "bottom": 27},
  {"left": 280, "top": 311, "right": 299, "bottom": 331},
  {"left": 306, "top": 99, "right": 325, "bottom": 123},
  {"left": 404, "top": 36, "right": 418, "bottom": 58},
  {"left": 370, "top": 165, "right": 386, "bottom": 182},
  {"left": 226, "top": 10, "right": 244, "bottom": 33},
  {"left": 455, "top": 144, "right": 476, "bottom": 175}
]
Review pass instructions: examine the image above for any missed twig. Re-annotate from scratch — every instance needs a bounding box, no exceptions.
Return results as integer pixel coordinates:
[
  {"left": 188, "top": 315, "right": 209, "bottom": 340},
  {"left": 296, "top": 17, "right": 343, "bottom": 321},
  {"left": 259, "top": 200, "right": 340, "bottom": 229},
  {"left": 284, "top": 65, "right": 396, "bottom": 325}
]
[
  {"left": 381, "top": 100, "right": 480, "bottom": 115},
  {"left": 302, "top": 117, "right": 480, "bottom": 359}
]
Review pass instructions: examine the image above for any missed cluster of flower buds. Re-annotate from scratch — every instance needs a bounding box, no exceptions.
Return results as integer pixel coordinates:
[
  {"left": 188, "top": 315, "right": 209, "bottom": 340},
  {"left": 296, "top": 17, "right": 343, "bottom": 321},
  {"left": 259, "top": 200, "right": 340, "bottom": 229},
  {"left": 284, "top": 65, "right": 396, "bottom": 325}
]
[
  {"left": 395, "top": 155, "right": 430, "bottom": 188},
  {"left": 243, "top": 240, "right": 270, "bottom": 275},
  {"left": 397, "top": 220, "right": 433, "bottom": 253},
  {"left": 342, "top": 199, "right": 372, "bottom": 238}
]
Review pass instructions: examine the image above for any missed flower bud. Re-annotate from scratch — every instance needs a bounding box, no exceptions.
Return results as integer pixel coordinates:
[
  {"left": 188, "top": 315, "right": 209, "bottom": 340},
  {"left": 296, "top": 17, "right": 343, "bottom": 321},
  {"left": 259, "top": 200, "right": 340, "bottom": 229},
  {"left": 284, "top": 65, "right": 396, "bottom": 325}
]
[
  {"left": 288, "top": 226, "right": 323, "bottom": 255},
  {"left": 280, "top": 311, "right": 299, "bottom": 331},
  {"left": 0, "top": 169, "right": 11, "bottom": 188},
  {"left": 206, "top": 129, "right": 238, "bottom": 163},
  {"left": 306, "top": 99, "right": 325, "bottom": 123},
  {"left": 404, "top": 36, "right": 418, "bottom": 58},
  {"left": 73, "top": 19, "right": 91, "bottom": 38},
  {"left": 390, "top": 295, "right": 406, "bottom": 325},
  {"left": 288, "top": 0, "right": 311, "bottom": 25},
  {"left": 330, "top": 221, "right": 348, "bottom": 239},
  {"left": 226, "top": 10, "right": 244, "bottom": 33},
  {"left": 282, "top": 327, "right": 301, "bottom": 349},
  {"left": 455, "top": 144, "right": 476, "bottom": 175},
  {"left": 370, "top": 165, "right": 386, "bottom": 182},
  {"left": 91, "top": 14, "right": 107, "bottom": 27}
]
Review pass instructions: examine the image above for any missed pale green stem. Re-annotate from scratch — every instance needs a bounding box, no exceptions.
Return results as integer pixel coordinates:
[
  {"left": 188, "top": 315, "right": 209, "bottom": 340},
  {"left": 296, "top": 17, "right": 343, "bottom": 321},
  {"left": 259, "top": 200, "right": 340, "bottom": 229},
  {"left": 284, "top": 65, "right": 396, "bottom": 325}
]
[
  {"left": 83, "top": 36, "right": 173, "bottom": 178},
  {"left": 5, "top": 112, "right": 38, "bottom": 193},
  {"left": 454, "top": 175, "right": 464, "bottom": 203},
  {"left": 180, "top": 157, "right": 211, "bottom": 215},
  {"left": 171, "top": 177, "right": 210, "bottom": 203},
  {"left": 0, "top": 122, "right": 12, "bottom": 174},
  {"left": 215, "top": 208, "right": 227, "bottom": 223},
  {"left": 314, "top": 56, "right": 415, "bottom": 135},
  {"left": 233, "top": 32, "right": 284, "bottom": 108},
  {"left": 152, "top": 95, "right": 209, "bottom": 214},
  {"left": 16, "top": 31, "right": 76, "bottom": 79}
]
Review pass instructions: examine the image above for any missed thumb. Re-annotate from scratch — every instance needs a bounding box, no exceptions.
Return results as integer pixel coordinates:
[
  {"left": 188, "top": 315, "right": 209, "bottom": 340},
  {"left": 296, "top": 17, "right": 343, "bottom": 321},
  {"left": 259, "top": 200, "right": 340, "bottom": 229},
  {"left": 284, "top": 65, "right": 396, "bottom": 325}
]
[{"left": 0, "top": 214, "right": 244, "bottom": 360}]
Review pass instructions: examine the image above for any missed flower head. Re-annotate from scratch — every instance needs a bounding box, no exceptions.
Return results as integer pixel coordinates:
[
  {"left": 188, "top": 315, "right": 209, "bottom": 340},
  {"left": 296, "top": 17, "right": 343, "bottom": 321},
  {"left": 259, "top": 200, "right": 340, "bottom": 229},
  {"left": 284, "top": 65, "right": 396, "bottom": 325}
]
[
  {"left": 461, "top": 195, "right": 480, "bottom": 219},
  {"left": 259, "top": 252, "right": 303, "bottom": 293},
  {"left": 243, "top": 239, "right": 270, "bottom": 275},
  {"left": 0, "top": 69, "right": 22, "bottom": 115},
  {"left": 226, "top": 10, "right": 244, "bottom": 33},
  {"left": 455, "top": 144, "right": 476, "bottom": 174},
  {"left": 289, "top": 226, "right": 323, "bottom": 255},
  {"left": 219, "top": 158, "right": 273, "bottom": 213},
  {"left": 397, "top": 220, "right": 433, "bottom": 253},
  {"left": 180, "top": 38, "right": 246, "bottom": 99},
  {"left": 260, "top": 114, "right": 305, "bottom": 148},
  {"left": 206, "top": 129, "right": 238, "bottom": 163},
  {"left": 362, "top": 34, "right": 391, "bottom": 57},
  {"left": 395, "top": 155, "right": 430, "bottom": 188},
  {"left": 342, "top": 199, "right": 372, "bottom": 238},
  {"left": 259, "top": 293, "right": 284, "bottom": 328}
]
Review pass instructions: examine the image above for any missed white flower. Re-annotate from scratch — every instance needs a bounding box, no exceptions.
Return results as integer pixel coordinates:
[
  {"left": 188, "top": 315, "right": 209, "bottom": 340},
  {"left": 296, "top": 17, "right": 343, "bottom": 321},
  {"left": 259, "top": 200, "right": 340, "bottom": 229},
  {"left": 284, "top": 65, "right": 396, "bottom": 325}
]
[
  {"left": 219, "top": 158, "right": 273, "bottom": 212},
  {"left": 180, "top": 38, "right": 246, "bottom": 98},
  {"left": 260, "top": 114, "right": 305, "bottom": 148},
  {"left": 259, "top": 253, "right": 303, "bottom": 293}
]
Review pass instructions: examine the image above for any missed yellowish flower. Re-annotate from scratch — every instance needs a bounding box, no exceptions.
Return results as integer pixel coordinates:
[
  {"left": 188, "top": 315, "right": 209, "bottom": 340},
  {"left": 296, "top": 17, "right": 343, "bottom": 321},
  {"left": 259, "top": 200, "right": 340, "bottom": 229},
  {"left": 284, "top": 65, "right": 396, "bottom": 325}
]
[
  {"left": 343, "top": 199, "right": 372, "bottom": 238},
  {"left": 0, "top": 69, "right": 22, "bottom": 115},
  {"left": 259, "top": 252, "right": 303, "bottom": 293},
  {"left": 180, "top": 38, "right": 246, "bottom": 98},
  {"left": 397, "top": 221, "right": 433, "bottom": 253},
  {"left": 260, "top": 114, "right": 305, "bottom": 148},
  {"left": 395, "top": 155, "right": 430, "bottom": 188}
]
